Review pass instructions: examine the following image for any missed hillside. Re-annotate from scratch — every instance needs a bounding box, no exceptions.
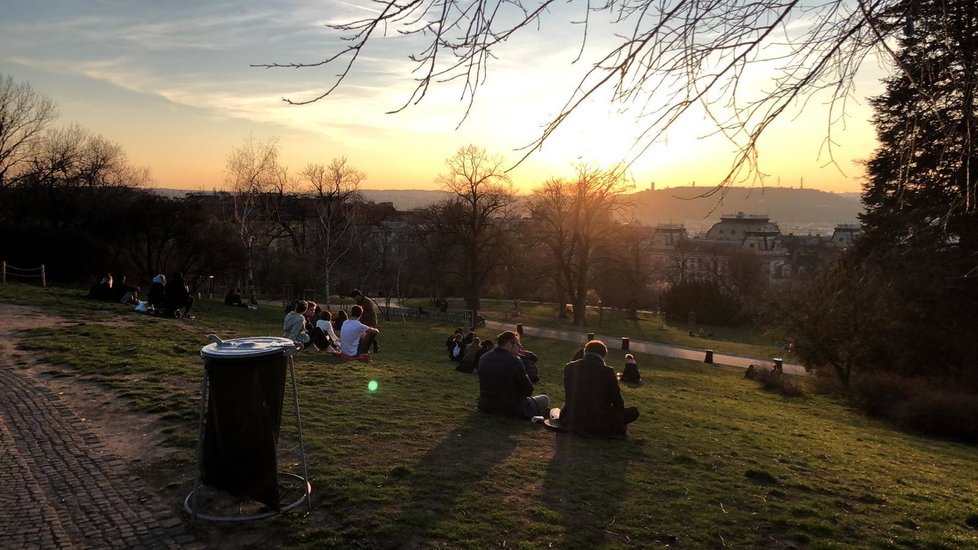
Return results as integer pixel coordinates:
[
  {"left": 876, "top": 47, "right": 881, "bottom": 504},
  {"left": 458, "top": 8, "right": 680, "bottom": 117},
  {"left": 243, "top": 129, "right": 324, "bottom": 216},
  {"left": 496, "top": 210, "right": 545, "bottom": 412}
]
[
  {"left": 628, "top": 186, "right": 862, "bottom": 226},
  {"left": 149, "top": 186, "right": 862, "bottom": 231}
]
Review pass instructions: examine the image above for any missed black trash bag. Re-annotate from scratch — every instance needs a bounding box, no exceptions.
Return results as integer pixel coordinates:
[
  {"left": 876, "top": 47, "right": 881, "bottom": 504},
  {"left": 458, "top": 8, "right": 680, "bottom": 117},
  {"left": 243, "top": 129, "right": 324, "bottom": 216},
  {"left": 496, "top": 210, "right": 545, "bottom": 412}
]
[{"left": 201, "top": 353, "right": 287, "bottom": 511}]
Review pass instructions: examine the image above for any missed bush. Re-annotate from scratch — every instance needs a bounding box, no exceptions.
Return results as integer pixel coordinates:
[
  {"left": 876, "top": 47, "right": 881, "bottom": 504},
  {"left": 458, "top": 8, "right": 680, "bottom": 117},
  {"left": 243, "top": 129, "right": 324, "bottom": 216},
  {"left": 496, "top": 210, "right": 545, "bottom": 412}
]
[
  {"left": 851, "top": 372, "right": 978, "bottom": 443},
  {"left": 809, "top": 366, "right": 845, "bottom": 396},
  {"left": 746, "top": 365, "right": 806, "bottom": 398}
]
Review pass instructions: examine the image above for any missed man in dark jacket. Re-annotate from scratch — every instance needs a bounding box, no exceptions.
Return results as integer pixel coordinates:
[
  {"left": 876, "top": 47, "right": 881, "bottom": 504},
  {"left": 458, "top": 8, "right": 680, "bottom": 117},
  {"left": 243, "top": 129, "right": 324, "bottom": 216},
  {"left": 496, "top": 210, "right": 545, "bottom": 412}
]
[
  {"left": 350, "top": 289, "right": 380, "bottom": 352},
  {"left": 559, "top": 340, "right": 639, "bottom": 438},
  {"left": 477, "top": 331, "right": 546, "bottom": 417}
]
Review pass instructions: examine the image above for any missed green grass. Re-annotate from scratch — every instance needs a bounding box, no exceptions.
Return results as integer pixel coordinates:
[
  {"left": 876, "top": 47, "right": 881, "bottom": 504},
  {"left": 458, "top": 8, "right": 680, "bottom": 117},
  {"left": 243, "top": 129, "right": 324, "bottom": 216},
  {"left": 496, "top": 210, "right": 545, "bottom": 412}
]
[
  {"left": 3, "top": 283, "right": 978, "bottom": 548},
  {"left": 404, "top": 297, "right": 787, "bottom": 360}
]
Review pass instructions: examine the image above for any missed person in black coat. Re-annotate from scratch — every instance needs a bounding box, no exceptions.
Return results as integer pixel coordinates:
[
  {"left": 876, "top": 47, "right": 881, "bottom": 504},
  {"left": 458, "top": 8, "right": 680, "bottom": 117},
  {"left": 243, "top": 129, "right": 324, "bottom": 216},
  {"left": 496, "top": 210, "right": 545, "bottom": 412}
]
[
  {"left": 476, "top": 331, "right": 547, "bottom": 418},
  {"left": 558, "top": 339, "right": 639, "bottom": 439},
  {"left": 162, "top": 272, "right": 194, "bottom": 317}
]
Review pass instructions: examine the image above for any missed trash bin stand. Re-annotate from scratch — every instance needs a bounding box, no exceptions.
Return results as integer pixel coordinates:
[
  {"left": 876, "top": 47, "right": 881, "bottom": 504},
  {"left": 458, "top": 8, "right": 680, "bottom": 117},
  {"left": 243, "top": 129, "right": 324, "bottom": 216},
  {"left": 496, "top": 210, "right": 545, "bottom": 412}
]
[{"left": 187, "top": 347, "right": 311, "bottom": 522}]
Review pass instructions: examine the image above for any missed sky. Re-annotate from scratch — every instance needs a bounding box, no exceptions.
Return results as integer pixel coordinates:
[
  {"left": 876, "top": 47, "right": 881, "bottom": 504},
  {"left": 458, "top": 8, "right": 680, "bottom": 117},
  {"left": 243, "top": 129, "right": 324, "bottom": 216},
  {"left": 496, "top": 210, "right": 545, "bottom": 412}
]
[{"left": 0, "top": 1, "right": 890, "bottom": 193}]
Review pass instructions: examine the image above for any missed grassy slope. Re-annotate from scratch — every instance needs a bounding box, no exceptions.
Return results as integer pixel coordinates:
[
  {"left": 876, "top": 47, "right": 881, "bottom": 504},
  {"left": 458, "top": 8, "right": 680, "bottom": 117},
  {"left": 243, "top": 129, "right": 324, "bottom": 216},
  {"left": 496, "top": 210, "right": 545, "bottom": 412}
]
[
  {"left": 2, "top": 284, "right": 976, "bottom": 548},
  {"left": 404, "top": 298, "right": 787, "bottom": 360}
]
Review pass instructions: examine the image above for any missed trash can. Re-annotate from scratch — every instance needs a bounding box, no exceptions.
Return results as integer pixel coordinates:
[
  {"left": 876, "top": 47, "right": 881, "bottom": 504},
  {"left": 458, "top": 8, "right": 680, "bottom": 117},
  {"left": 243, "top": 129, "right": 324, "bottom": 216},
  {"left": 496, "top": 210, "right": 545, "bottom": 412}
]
[
  {"left": 704, "top": 349, "right": 714, "bottom": 364},
  {"left": 196, "top": 337, "right": 300, "bottom": 512},
  {"left": 621, "top": 337, "right": 630, "bottom": 351}
]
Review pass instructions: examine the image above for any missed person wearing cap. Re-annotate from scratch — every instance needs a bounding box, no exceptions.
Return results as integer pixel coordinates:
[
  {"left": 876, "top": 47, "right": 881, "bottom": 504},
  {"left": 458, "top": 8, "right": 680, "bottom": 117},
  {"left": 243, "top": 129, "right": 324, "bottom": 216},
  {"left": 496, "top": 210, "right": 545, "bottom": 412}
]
[
  {"left": 349, "top": 289, "right": 380, "bottom": 352},
  {"left": 476, "top": 331, "right": 549, "bottom": 418},
  {"left": 558, "top": 339, "right": 639, "bottom": 439}
]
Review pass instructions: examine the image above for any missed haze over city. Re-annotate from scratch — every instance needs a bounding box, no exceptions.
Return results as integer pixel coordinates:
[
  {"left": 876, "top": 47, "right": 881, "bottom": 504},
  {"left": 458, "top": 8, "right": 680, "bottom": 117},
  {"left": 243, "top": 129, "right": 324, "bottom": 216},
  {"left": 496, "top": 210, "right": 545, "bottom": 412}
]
[{"left": 1, "top": 1, "right": 888, "bottom": 193}]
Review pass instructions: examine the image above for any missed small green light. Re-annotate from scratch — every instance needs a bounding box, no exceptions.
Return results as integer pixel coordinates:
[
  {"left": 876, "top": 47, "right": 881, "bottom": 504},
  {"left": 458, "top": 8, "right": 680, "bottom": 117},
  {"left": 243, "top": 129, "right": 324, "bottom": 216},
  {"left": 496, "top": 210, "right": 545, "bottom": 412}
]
[{"left": 368, "top": 380, "right": 378, "bottom": 392}]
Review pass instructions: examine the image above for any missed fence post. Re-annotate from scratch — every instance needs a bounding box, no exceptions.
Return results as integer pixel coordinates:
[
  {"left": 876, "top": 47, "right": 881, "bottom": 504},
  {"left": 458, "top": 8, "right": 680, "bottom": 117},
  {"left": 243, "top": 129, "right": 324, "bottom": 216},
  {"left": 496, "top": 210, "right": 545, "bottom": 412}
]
[{"left": 41, "top": 264, "right": 46, "bottom": 288}]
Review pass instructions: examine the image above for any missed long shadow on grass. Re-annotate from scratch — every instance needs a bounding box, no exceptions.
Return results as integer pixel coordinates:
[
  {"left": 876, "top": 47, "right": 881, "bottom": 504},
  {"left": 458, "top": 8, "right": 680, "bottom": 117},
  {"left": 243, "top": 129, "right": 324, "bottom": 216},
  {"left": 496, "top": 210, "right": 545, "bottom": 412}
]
[
  {"left": 542, "top": 432, "right": 642, "bottom": 547},
  {"left": 386, "top": 411, "right": 520, "bottom": 546}
]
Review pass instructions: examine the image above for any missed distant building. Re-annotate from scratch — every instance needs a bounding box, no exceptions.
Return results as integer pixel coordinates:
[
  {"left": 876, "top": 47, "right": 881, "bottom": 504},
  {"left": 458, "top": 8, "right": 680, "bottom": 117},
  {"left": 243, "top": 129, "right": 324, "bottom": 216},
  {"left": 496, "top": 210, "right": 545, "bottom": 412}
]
[
  {"left": 650, "top": 212, "right": 788, "bottom": 284},
  {"left": 829, "top": 223, "right": 861, "bottom": 247}
]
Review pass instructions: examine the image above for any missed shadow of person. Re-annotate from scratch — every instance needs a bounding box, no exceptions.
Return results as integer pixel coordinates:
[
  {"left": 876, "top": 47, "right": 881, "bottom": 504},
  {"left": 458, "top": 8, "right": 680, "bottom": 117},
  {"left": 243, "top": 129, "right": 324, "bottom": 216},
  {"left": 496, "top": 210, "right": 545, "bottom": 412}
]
[
  {"left": 541, "top": 431, "right": 643, "bottom": 547},
  {"left": 386, "top": 411, "right": 522, "bottom": 546}
]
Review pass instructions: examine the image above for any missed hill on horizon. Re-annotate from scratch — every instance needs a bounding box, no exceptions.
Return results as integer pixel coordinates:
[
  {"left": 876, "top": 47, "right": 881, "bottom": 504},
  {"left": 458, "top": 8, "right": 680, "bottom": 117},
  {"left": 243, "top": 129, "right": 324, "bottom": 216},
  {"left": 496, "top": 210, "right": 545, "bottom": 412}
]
[
  {"left": 628, "top": 186, "right": 862, "bottom": 226},
  {"left": 149, "top": 186, "right": 862, "bottom": 231}
]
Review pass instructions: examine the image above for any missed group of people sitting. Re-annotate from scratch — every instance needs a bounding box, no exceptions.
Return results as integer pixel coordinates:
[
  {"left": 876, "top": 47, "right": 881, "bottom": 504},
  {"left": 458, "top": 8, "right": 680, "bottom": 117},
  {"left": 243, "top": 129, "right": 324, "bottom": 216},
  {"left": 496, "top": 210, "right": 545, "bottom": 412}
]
[
  {"left": 87, "top": 273, "right": 139, "bottom": 305},
  {"left": 447, "top": 328, "right": 540, "bottom": 382},
  {"left": 282, "top": 289, "right": 381, "bottom": 361},
  {"left": 145, "top": 272, "right": 195, "bottom": 317},
  {"left": 475, "top": 331, "right": 641, "bottom": 439},
  {"left": 88, "top": 271, "right": 195, "bottom": 318}
]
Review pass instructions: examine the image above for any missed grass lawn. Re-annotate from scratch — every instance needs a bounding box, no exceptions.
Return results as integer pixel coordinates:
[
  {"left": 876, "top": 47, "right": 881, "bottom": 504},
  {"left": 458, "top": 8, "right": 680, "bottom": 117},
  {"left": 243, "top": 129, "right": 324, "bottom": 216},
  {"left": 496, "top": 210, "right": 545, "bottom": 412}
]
[
  {"left": 2, "top": 283, "right": 977, "bottom": 548},
  {"left": 401, "top": 297, "right": 788, "bottom": 360}
]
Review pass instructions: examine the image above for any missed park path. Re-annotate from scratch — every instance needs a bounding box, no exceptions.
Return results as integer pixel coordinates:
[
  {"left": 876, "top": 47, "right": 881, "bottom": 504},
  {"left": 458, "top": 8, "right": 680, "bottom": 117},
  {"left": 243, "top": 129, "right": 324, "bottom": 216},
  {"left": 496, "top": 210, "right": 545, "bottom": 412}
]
[
  {"left": 481, "top": 319, "right": 807, "bottom": 376},
  {"left": 0, "top": 363, "right": 204, "bottom": 549}
]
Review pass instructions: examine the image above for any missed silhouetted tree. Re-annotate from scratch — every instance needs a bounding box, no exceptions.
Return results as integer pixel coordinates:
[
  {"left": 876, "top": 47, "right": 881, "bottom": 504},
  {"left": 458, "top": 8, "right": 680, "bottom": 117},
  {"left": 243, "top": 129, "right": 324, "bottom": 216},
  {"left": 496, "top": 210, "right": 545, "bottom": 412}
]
[
  {"left": 527, "top": 164, "right": 632, "bottom": 325},
  {"left": 431, "top": 145, "right": 516, "bottom": 313},
  {"left": 0, "top": 74, "right": 57, "bottom": 186},
  {"left": 855, "top": 0, "right": 978, "bottom": 379}
]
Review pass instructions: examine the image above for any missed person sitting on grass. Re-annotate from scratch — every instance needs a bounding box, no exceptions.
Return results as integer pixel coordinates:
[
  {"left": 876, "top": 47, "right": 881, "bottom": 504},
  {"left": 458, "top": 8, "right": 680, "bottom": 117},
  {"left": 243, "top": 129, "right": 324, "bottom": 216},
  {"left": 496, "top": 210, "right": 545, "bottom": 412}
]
[
  {"left": 619, "top": 353, "right": 641, "bottom": 383},
  {"left": 473, "top": 339, "right": 494, "bottom": 372},
  {"left": 332, "top": 309, "right": 347, "bottom": 335},
  {"left": 446, "top": 327, "right": 463, "bottom": 359},
  {"left": 147, "top": 274, "right": 166, "bottom": 313},
  {"left": 224, "top": 288, "right": 248, "bottom": 307},
  {"left": 162, "top": 272, "right": 194, "bottom": 318},
  {"left": 557, "top": 340, "right": 639, "bottom": 439},
  {"left": 350, "top": 289, "right": 381, "bottom": 353},
  {"left": 283, "top": 300, "right": 311, "bottom": 349},
  {"left": 339, "top": 305, "right": 379, "bottom": 359},
  {"left": 457, "top": 336, "right": 481, "bottom": 373},
  {"left": 311, "top": 310, "right": 340, "bottom": 352},
  {"left": 477, "top": 331, "right": 549, "bottom": 419}
]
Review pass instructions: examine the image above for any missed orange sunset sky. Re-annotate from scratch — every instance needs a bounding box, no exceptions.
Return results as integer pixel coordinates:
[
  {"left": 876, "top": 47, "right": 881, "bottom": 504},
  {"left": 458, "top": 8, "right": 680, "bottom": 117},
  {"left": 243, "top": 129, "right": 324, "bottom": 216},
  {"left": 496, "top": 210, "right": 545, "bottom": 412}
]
[{"left": 1, "top": 2, "right": 890, "bottom": 194}]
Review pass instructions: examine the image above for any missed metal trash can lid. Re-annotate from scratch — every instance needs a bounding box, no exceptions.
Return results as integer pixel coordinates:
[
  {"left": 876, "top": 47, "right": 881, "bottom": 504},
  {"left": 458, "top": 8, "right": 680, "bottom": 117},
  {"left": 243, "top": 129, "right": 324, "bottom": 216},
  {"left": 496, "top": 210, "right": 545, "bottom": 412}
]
[{"left": 200, "top": 335, "right": 299, "bottom": 360}]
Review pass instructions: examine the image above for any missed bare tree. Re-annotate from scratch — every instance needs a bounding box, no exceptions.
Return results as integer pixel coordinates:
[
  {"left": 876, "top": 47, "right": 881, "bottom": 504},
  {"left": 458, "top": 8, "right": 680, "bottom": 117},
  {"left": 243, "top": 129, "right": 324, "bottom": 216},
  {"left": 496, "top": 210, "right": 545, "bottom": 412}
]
[
  {"left": 257, "top": 0, "right": 921, "bottom": 194},
  {"left": 528, "top": 164, "right": 632, "bottom": 326},
  {"left": 301, "top": 157, "right": 366, "bottom": 307},
  {"left": 0, "top": 74, "right": 58, "bottom": 187},
  {"left": 225, "top": 135, "right": 283, "bottom": 302},
  {"left": 433, "top": 144, "right": 516, "bottom": 314}
]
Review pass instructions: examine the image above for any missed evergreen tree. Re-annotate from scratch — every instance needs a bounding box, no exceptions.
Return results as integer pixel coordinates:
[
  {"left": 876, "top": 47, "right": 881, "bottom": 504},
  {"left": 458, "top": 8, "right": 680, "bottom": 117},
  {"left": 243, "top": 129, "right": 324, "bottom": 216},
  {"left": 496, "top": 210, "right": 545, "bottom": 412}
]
[{"left": 857, "top": 0, "right": 978, "bottom": 378}]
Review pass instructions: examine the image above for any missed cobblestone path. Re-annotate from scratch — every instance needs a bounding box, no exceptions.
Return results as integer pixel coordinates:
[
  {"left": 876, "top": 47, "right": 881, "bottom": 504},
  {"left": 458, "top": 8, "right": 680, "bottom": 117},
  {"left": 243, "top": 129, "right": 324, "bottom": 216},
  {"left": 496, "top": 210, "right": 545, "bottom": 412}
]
[{"left": 0, "top": 366, "right": 203, "bottom": 549}]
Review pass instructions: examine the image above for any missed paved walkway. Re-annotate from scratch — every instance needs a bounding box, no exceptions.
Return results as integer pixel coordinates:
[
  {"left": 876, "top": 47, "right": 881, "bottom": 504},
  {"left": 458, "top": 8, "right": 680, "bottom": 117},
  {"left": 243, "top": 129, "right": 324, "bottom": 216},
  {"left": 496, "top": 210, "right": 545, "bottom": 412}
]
[
  {"left": 483, "top": 320, "right": 807, "bottom": 376},
  {"left": 0, "top": 366, "right": 203, "bottom": 549}
]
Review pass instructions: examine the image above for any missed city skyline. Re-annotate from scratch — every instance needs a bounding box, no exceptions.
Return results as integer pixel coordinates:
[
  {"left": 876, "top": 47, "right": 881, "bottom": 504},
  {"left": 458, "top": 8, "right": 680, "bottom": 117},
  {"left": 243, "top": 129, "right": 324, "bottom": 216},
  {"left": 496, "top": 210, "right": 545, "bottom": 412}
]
[{"left": 1, "top": 1, "right": 889, "bottom": 193}]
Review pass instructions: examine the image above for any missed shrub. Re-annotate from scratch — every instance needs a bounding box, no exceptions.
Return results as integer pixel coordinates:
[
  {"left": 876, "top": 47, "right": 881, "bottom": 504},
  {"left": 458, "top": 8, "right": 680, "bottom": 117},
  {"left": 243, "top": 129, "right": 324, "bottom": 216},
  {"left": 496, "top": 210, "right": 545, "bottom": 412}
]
[
  {"left": 809, "top": 366, "right": 845, "bottom": 396},
  {"left": 746, "top": 365, "right": 806, "bottom": 398},
  {"left": 851, "top": 372, "right": 978, "bottom": 443}
]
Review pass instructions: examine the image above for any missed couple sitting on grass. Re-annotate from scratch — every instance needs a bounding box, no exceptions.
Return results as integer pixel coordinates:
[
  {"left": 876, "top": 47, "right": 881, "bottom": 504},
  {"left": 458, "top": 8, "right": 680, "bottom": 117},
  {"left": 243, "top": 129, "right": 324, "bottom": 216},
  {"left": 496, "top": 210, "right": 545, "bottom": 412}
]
[
  {"left": 284, "top": 302, "right": 378, "bottom": 362},
  {"left": 477, "top": 332, "right": 639, "bottom": 439}
]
